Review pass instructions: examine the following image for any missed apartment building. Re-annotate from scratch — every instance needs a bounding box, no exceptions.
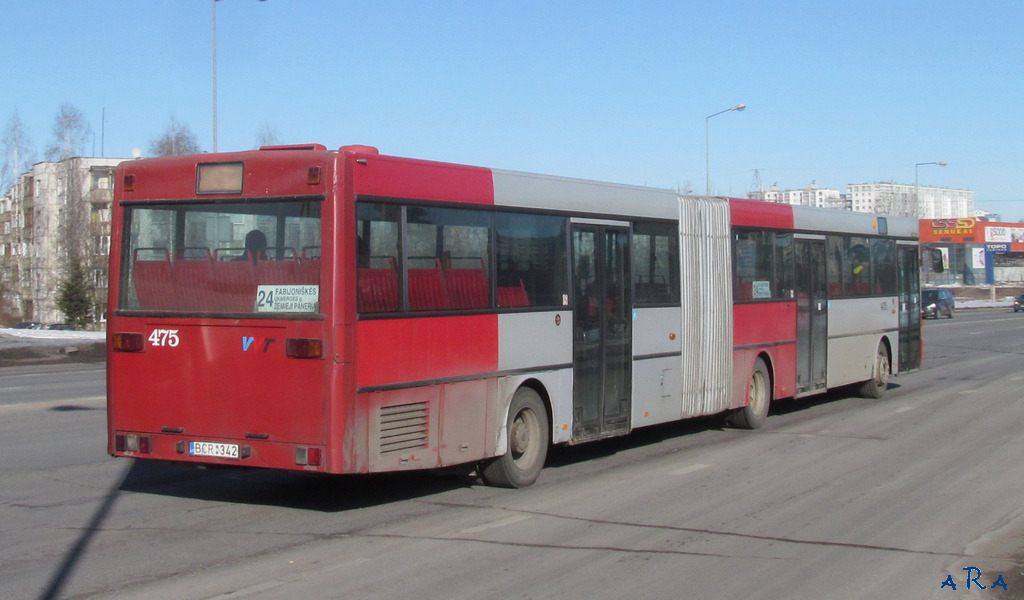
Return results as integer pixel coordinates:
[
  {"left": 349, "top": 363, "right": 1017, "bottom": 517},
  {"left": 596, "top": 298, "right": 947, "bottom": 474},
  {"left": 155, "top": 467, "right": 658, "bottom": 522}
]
[
  {"left": 756, "top": 182, "right": 845, "bottom": 210},
  {"left": 0, "top": 156, "right": 128, "bottom": 326},
  {"left": 847, "top": 182, "right": 974, "bottom": 219}
]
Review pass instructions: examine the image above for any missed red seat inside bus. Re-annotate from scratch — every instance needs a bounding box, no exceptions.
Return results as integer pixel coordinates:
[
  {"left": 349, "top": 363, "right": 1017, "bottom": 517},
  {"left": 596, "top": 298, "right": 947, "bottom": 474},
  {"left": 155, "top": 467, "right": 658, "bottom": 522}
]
[
  {"left": 359, "top": 268, "right": 399, "bottom": 312},
  {"left": 210, "top": 260, "right": 258, "bottom": 312},
  {"left": 409, "top": 263, "right": 449, "bottom": 311},
  {"left": 133, "top": 249, "right": 176, "bottom": 311},
  {"left": 257, "top": 258, "right": 300, "bottom": 285},
  {"left": 133, "top": 247, "right": 321, "bottom": 312},
  {"left": 445, "top": 258, "right": 489, "bottom": 309},
  {"left": 497, "top": 280, "right": 529, "bottom": 307},
  {"left": 174, "top": 257, "right": 215, "bottom": 311},
  {"left": 298, "top": 258, "right": 320, "bottom": 285}
]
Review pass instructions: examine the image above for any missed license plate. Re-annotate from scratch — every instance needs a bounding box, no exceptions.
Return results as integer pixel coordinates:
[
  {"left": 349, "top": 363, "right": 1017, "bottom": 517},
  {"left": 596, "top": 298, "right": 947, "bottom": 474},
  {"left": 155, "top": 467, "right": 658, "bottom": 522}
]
[{"left": 188, "top": 441, "right": 240, "bottom": 460}]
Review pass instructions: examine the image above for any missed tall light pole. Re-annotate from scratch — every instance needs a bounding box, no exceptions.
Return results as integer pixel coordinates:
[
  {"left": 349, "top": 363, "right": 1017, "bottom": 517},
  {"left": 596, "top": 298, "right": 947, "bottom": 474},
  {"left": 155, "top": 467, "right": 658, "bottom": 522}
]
[
  {"left": 914, "top": 161, "right": 947, "bottom": 218},
  {"left": 214, "top": 0, "right": 266, "bottom": 153},
  {"left": 706, "top": 103, "right": 746, "bottom": 196},
  {"left": 212, "top": 0, "right": 218, "bottom": 153}
]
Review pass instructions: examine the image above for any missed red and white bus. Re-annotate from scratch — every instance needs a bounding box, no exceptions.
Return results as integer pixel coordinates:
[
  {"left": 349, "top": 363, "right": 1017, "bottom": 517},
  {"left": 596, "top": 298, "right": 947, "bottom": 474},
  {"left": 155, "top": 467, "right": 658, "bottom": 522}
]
[{"left": 107, "top": 144, "right": 921, "bottom": 487}]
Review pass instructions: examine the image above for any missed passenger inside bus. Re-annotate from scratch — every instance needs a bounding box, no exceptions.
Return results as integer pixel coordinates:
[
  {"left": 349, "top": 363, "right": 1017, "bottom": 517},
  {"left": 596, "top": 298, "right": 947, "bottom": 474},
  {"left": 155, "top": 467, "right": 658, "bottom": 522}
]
[{"left": 237, "top": 229, "right": 268, "bottom": 263}]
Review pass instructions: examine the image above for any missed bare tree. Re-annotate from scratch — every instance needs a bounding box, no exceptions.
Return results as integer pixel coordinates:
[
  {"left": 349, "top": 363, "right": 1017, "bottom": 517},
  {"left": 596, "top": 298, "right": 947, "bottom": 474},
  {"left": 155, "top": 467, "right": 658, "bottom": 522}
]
[
  {"left": 254, "top": 122, "right": 281, "bottom": 148},
  {"left": 45, "top": 103, "right": 92, "bottom": 161},
  {"left": 54, "top": 157, "right": 95, "bottom": 326},
  {"left": 2, "top": 111, "right": 35, "bottom": 193},
  {"left": 149, "top": 116, "right": 202, "bottom": 156}
]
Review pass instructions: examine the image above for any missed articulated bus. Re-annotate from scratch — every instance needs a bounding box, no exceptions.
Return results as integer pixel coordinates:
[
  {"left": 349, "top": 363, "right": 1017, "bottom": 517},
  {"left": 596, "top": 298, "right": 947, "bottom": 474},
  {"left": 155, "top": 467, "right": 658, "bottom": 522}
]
[{"left": 107, "top": 144, "right": 921, "bottom": 488}]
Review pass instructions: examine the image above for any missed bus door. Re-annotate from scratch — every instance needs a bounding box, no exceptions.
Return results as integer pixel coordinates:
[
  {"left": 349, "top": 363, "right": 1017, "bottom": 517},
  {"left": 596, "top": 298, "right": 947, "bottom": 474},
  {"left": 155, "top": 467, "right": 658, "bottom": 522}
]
[
  {"left": 898, "top": 243, "right": 922, "bottom": 371},
  {"left": 571, "top": 223, "right": 632, "bottom": 440},
  {"left": 795, "top": 236, "right": 827, "bottom": 394}
]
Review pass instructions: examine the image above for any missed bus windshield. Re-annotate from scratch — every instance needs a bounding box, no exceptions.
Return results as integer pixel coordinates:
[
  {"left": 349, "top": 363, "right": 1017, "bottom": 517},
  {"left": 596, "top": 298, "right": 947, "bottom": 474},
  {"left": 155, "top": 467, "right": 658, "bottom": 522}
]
[{"left": 118, "top": 196, "right": 322, "bottom": 315}]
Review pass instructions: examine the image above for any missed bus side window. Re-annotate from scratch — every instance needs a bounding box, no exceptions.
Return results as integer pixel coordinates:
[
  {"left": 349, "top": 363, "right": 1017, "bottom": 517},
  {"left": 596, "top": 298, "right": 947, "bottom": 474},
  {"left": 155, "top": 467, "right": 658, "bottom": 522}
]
[
  {"left": 634, "top": 221, "right": 680, "bottom": 305},
  {"left": 826, "top": 236, "right": 843, "bottom": 297},
  {"left": 847, "top": 237, "right": 871, "bottom": 296},
  {"left": 496, "top": 213, "right": 567, "bottom": 309},
  {"left": 871, "top": 238, "right": 896, "bottom": 294},
  {"left": 357, "top": 203, "right": 401, "bottom": 313},
  {"left": 733, "top": 229, "right": 773, "bottom": 301},
  {"left": 407, "top": 207, "right": 490, "bottom": 312},
  {"left": 773, "top": 233, "right": 794, "bottom": 299}
]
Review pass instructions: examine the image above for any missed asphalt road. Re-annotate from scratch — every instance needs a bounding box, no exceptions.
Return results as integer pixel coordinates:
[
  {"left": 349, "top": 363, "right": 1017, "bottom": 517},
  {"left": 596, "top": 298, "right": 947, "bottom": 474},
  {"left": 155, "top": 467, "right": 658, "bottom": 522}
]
[{"left": 3, "top": 310, "right": 1024, "bottom": 599}]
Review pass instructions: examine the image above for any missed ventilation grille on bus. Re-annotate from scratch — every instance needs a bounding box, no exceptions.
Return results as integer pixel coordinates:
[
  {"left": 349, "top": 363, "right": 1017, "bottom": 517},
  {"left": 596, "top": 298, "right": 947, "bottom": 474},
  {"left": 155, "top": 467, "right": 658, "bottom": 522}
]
[{"left": 379, "top": 402, "right": 429, "bottom": 454}]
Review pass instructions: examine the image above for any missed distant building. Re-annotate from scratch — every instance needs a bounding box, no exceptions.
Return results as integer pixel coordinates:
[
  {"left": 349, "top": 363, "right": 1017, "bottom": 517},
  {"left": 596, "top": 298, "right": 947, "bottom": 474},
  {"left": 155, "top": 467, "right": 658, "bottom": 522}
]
[
  {"left": 753, "top": 182, "right": 844, "bottom": 209},
  {"left": 0, "top": 156, "right": 128, "bottom": 326},
  {"left": 847, "top": 182, "right": 974, "bottom": 219},
  {"left": 974, "top": 209, "right": 1001, "bottom": 222}
]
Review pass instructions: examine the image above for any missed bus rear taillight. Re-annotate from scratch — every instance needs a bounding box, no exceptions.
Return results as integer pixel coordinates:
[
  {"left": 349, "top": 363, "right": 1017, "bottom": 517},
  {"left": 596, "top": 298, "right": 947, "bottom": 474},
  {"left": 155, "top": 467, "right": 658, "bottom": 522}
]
[
  {"left": 295, "top": 447, "right": 322, "bottom": 466},
  {"left": 115, "top": 434, "right": 153, "bottom": 454},
  {"left": 111, "top": 332, "right": 145, "bottom": 352},
  {"left": 286, "top": 338, "right": 323, "bottom": 359}
]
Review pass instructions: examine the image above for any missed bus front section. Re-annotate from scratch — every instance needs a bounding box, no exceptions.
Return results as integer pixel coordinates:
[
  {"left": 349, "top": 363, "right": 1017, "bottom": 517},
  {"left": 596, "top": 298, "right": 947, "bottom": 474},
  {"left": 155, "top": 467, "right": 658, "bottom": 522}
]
[{"left": 107, "top": 150, "right": 342, "bottom": 473}]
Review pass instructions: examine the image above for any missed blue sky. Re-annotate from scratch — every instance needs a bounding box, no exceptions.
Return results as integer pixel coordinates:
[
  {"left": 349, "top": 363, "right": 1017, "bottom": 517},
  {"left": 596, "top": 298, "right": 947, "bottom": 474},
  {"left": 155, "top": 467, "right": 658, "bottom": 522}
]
[{"left": 3, "top": 1, "right": 1023, "bottom": 219}]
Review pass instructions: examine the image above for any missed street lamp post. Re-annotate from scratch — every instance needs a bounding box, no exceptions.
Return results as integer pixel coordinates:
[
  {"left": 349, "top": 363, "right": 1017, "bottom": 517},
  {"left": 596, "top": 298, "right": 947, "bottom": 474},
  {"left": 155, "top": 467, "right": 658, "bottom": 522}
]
[
  {"left": 213, "top": 0, "right": 266, "bottom": 153},
  {"left": 705, "top": 103, "right": 746, "bottom": 196},
  {"left": 212, "top": 0, "right": 218, "bottom": 153},
  {"left": 914, "top": 161, "right": 947, "bottom": 218}
]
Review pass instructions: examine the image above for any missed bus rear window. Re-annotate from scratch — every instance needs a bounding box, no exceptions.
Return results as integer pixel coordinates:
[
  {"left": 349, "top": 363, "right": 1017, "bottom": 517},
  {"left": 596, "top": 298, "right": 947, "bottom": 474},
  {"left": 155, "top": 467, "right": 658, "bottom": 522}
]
[{"left": 119, "top": 198, "right": 322, "bottom": 315}]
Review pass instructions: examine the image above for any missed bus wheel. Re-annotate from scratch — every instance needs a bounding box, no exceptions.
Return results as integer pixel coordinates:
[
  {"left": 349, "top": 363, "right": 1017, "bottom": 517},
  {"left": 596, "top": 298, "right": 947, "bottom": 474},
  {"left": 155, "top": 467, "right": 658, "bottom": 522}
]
[
  {"left": 479, "top": 387, "right": 549, "bottom": 488},
  {"left": 859, "top": 342, "right": 890, "bottom": 399},
  {"left": 728, "top": 357, "right": 770, "bottom": 430}
]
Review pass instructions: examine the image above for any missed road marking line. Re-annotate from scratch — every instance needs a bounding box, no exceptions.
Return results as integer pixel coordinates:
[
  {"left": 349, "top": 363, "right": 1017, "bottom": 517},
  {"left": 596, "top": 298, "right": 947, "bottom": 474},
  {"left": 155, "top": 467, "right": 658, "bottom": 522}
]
[
  {"left": 460, "top": 515, "right": 531, "bottom": 533},
  {"left": 670, "top": 462, "right": 712, "bottom": 476},
  {"left": 895, "top": 406, "right": 916, "bottom": 413}
]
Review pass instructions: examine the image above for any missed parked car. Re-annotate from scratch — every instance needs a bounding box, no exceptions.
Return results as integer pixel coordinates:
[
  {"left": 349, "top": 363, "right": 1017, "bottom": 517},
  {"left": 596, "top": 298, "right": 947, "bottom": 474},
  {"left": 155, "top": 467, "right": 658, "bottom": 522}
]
[
  {"left": 13, "top": 321, "right": 44, "bottom": 329},
  {"left": 1014, "top": 294, "right": 1024, "bottom": 313},
  {"left": 922, "top": 288, "right": 955, "bottom": 319},
  {"left": 44, "top": 323, "right": 75, "bottom": 330}
]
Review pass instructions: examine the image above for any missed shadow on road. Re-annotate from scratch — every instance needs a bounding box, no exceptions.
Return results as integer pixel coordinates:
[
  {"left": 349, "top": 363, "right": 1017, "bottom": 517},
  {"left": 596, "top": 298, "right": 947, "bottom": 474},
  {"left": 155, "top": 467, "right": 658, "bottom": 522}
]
[
  {"left": 117, "top": 459, "right": 478, "bottom": 513},
  {"left": 108, "top": 385, "right": 887, "bottom": 514},
  {"left": 769, "top": 383, "right": 902, "bottom": 418},
  {"left": 36, "top": 464, "right": 130, "bottom": 600}
]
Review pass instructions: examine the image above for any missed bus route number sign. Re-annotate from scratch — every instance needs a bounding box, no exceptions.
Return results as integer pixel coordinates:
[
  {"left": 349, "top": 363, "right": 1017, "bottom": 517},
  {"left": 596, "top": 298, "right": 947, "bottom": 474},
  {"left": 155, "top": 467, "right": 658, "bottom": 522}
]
[{"left": 255, "top": 285, "right": 320, "bottom": 313}]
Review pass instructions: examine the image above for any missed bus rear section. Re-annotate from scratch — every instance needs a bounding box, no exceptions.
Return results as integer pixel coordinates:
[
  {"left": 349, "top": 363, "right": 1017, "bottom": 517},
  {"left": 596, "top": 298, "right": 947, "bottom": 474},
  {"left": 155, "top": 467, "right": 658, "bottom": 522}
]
[{"left": 107, "top": 150, "right": 336, "bottom": 473}]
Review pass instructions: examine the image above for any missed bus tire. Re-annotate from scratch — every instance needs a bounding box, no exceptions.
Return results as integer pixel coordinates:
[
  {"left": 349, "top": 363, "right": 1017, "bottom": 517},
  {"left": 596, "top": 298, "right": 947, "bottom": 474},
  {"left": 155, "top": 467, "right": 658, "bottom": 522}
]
[
  {"left": 859, "top": 342, "right": 890, "bottom": 399},
  {"left": 479, "top": 387, "right": 549, "bottom": 488},
  {"left": 728, "top": 357, "right": 770, "bottom": 430}
]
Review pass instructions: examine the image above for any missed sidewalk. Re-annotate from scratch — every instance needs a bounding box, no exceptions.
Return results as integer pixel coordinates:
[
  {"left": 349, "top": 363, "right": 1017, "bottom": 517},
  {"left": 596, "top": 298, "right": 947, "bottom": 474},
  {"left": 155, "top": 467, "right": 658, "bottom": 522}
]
[{"left": 0, "top": 328, "right": 106, "bottom": 367}]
